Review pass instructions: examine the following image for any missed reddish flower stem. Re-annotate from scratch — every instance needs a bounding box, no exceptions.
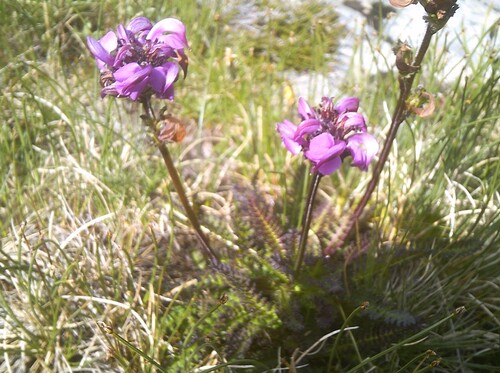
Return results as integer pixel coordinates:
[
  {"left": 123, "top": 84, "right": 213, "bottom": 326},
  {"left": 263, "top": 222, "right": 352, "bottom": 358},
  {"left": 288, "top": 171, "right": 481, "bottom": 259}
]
[
  {"left": 142, "top": 99, "right": 220, "bottom": 265},
  {"left": 326, "top": 24, "right": 435, "bottom": 253}
]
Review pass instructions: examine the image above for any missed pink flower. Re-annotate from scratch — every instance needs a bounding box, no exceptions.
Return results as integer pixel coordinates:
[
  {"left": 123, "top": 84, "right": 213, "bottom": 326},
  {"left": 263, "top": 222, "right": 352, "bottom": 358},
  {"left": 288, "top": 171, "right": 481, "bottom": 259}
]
[
  {"left": 276, "top": 120, "right": 302, "bottom": 155},
  {"left": 87, "top": 17, "right": 188, "bottom": 101},
  {"left": 276, "top": 96, "right": 379, "bottom": 175}
]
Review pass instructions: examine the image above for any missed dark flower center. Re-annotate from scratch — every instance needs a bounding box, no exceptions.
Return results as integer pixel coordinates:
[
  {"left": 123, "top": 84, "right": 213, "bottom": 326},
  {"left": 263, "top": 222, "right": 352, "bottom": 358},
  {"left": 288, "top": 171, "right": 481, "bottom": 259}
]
[{"left": 316, "top": 98, "right": 346, "bottom": 140}]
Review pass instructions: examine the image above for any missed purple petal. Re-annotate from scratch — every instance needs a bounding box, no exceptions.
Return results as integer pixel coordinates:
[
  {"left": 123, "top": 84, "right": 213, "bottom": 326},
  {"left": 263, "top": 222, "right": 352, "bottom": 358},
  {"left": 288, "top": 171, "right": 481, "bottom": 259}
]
[
  {"left": 338, "top": 112, "right": 367, "bottom": 132},
  {"left": 153, "top": 34, "right": 186, "bottom": 50},
  {"left": 282, "top": 136, "right": 302, "bottom": 155},
  {"left": 100, "top": 84, "right": 118, "bottom": 98},
  {"left": 150, "top": 62, "right": 179, "bottom": 98},
  {"left": 87, "top": 35, "right": 115, "bottom": 69},
  {"left": 115, "top": 24, "right": 130, "bottom": 43},
  {"left": 147, "top": 43, "right": 174, "bottom": 59},
  {"left": 127, "top": 17, "right": 153, "bottom": 34},
  {"left": 305, "top": 133, "right": 346, "bottom": 175},
  {"left": 345, "top": 133, "right": 379, "bottom": 171},
  {"left": 161, "top": 84, "right": 175, "bottom": 101},
  {"left": 277, "top": 120, "right": 301, "bottom": 155},
  {"left": 305, "top": 133, "right": 346, "bottom": 163},
  {"left": 315, "top": 156, "right": 342, "bottom": 175},
  {"left": 297, "top": 97, "right": 316, "bottom": 120},
  {"left": 113, "top": 62, "right": 141, "bottom": 80},
  {"left": 99, "top": 31, "right": 118, "bottom": 52},
  {"left": 293, "top": 118, "right": 321, "bottom": 145},
  {"left": 114, "top": 63, "right": 152, "bottom": 100},
  {"left": 147, "top": 18, "right": 188, "bottom": 47},
  {"left": 335, "top": 96, "right": 359, "bottom": 113},
  {"left": 149, "top": 67, "right": 166, "bottom": 94},
  {"left": 277, "top": 119, "right": 297, "bottom": 139},
  {"left": 113, "top": 44, "right": 132, "bottom": 68}
]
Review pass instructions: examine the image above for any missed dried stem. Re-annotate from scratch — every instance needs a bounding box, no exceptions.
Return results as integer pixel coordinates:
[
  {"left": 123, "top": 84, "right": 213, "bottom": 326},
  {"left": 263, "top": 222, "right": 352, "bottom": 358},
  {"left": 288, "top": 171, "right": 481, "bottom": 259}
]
[{"left": 326, "top": 24, "right": 435, "bottom": 252}]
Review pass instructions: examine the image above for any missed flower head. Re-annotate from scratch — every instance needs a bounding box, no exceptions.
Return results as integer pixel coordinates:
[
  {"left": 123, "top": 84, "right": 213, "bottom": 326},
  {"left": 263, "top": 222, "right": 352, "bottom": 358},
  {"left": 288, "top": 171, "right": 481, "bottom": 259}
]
[
  {"left": 87, "top": 17, "right": 189, "bottom": 101},
  {"left": 276, "top": 96, "right": 378, "bottom": 175}
]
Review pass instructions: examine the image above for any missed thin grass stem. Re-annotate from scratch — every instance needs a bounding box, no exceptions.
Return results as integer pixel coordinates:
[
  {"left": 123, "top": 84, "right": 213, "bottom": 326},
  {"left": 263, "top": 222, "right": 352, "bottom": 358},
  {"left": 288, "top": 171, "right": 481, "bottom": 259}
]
[
  {"left": 97, "top": 322, "right": 168, "bottom": 373},
  {"left": 394, "top": 349, "right": 436, "bottom": 373},
  {"left": 182, "top": 294, "right": 227, "bottom": 371},
  {"left": 327, "top": 303, "right": 367, "bottom": 370},
  {"left": 291, "top": 326, "right": 360, "bottom": 369}
]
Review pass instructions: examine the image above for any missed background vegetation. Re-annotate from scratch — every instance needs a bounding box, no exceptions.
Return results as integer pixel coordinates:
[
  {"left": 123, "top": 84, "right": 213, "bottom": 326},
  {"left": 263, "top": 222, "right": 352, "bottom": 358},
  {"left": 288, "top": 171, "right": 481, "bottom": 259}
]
[{"left": 1, "top": 0, "right": 499, "bottom": 371}]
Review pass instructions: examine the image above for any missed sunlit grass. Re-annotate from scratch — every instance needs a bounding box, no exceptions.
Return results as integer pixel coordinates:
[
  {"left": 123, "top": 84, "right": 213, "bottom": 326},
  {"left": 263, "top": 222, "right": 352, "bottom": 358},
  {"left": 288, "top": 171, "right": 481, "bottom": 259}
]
[{"left": 1, "top": 0, "right": 499, "bottom": 371}]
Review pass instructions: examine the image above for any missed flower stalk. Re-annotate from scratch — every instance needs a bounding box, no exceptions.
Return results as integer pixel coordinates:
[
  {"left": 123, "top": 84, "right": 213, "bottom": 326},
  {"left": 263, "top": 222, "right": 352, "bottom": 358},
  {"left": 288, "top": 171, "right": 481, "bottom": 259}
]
[
  {"left": 326, "top": 17, "right": 451, "bottom": 253},
  {"left": 294, "top": 172, "right": 322, "bottom": 276},
  {"left": 142, "top": 99, "right": 219, "bottom": 265},
  {"left": 277, "top": 96, "right": 378, "bottom": 272},
  {"left": 88, "top": 16, "right": 219, "bottom": 265}
]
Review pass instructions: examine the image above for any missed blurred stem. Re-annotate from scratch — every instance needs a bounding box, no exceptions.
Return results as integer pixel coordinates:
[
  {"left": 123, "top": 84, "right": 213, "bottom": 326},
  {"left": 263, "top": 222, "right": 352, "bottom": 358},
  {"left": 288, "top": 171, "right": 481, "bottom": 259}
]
[
  {"left": 294, "top": 172, "right": 322, "bottom": 277},
  {"left": 142, "top": 98, "right": 220, "bottom": 266},
  {"left": 296, "top": 164, "right": 311, "bottom": 229},
  {"left": 327, "top": 24, "right": 435, "bottom": 252}
]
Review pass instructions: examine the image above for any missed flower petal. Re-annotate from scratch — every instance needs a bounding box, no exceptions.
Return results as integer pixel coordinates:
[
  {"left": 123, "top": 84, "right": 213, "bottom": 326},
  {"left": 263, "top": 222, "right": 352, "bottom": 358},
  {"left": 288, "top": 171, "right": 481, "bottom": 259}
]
[
  {"left": 127, "top": 17, "right": 153, "bottom": 34},
  {"left": 335, "top": 96, "right": 359, "bottom": 113},
  {"left": 297, "top": 97, "right": 316, "bottom": 120},
  {"left": 87, "top": 35, "right": 115, "bottom": 69},
  {"left": 345, "top": 133, "right": 379, "bottom": 171},
  {"left": 151, "top": 62, "right": 179, "bottom": 99},
  {"left": 114, "top": 63, "right": 152, "bottom": 100},
  {"left": 277, "top": 120, "right": 301, "bottom": 155},
  {"left": 293, "top": 118, "right": 321, "bottom": 145},
  {"left": 113, "top": 62, "right": 141, "bottom": 80},
  {"left": 99, "top": 31, "right": 118, "bottom": 53},
  {"left": 113, "top": 44, "right": 133, "bottom": 68},
  {"left": 146, "top": 18, "right": 188, "bottom": 47},
  {"left": 305, "top": 133, "right": 346, "bottom": 163},
  {"left": 100, "top": 84, "right": 118, "bottom": 98},
  {"left": 315, "top": 156, "right": 342, "bottom": 175},
  {"left": 305, "top": 133, "right": 346, "bottom": 175},
  {"left": 115, "top": 24, "right": 131, "bottom": 43},
  {"left": 152, "top": 34, "right": 186, "bottom": 50},
  {"left": 338, "top": 112, "right": 367, "bottom": 132},
  {"left": 277, "top": 119, "right": 297, "bottom": 139}
]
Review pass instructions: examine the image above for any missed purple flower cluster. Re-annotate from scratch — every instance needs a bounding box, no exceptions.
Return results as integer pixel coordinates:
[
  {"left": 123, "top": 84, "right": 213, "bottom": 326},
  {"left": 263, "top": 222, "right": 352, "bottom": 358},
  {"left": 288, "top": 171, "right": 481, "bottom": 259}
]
[
  {"left": 87, "top": 17, "right": 189, "bottom": 101},
  {"left": 277, "top": 97, "right": 378, "bottom": 175}
]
